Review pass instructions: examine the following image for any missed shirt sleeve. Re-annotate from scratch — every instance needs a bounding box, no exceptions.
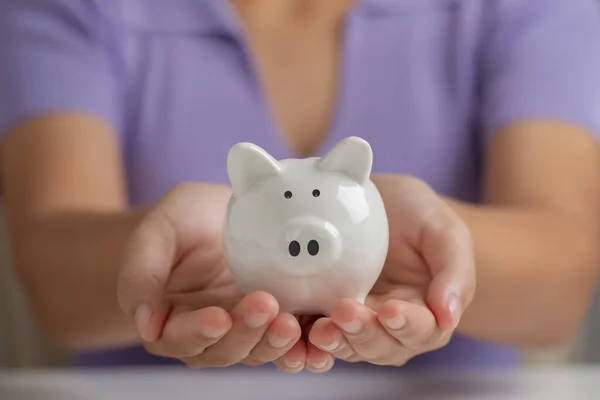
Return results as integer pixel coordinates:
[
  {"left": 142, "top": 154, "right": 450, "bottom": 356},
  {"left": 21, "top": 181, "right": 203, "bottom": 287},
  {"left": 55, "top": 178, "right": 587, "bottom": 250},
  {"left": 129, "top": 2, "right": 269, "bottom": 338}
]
[
  {"left": 479, "top": 0, "right": 600, "bottom": 140},
  {"left": 0, "top": 0, "right": 121, "bottom": 138}
]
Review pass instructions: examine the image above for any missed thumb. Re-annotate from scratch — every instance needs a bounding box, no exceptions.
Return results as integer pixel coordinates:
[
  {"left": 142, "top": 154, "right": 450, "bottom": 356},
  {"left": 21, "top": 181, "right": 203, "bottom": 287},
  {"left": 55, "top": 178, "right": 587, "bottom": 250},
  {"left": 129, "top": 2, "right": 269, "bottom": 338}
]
[
  {"left": 117, "top": 212, "right": 177, "bottom": 343},
  {"left": 422, "top": 215, "right": 476, "bottom": 331}
]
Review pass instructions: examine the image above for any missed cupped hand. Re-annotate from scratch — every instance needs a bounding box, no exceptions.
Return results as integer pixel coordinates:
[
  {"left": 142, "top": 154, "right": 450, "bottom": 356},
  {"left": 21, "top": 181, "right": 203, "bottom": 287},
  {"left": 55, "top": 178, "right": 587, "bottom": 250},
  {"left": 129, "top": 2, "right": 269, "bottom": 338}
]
[
  {"left": 116, "top": 183, "right": 305, "bottom": 371},
  {"left": 308, "top": 174, "right": 476, "bottom": 367}
]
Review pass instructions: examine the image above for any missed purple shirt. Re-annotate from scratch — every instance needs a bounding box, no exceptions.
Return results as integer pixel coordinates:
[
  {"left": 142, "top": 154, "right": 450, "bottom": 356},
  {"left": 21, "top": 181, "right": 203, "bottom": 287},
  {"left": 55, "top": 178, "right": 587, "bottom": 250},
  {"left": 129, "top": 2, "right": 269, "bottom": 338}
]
[{"left": 1, "top": 0, "right": 600, "bottom": 369}]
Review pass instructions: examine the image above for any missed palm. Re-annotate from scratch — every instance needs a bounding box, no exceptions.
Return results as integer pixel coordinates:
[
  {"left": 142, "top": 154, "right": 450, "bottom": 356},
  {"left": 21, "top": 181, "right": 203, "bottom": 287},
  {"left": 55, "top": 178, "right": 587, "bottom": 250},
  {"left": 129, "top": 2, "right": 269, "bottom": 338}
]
[
  {"left": 366, "top": 235, "right": 431, "bottom": 311},
  {"left": 366, "top": 174, "right": 443, "bottom": 310},
  {"left": 165, "top": 242, "right": 244, "bottom": 314},
  {"left": 152, "top": 184, "right": 245, "bottom": 315}
]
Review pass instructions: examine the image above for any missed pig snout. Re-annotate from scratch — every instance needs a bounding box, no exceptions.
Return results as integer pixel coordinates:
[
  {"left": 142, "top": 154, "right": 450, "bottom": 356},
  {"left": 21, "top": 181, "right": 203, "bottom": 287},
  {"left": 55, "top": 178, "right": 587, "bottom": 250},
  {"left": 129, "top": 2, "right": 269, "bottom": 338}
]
[
  {"left": 281, "top": 217, "right": 341, "bottom": 273},
  {"left": 287, "top": 234, "right": 322, "bottom": 257}
]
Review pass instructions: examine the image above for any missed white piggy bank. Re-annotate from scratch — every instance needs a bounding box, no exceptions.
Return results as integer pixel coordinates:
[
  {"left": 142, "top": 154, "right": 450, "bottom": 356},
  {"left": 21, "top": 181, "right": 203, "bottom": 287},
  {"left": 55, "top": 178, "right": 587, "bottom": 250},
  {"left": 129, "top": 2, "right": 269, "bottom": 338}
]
[{"left": 222, "top": 136, "right": 389, "bottom": 316}]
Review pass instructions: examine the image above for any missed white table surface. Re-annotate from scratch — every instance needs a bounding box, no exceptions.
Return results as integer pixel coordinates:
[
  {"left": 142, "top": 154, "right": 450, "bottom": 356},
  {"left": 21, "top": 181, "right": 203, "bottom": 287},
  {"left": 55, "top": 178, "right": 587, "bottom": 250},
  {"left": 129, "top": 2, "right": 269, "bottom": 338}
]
[{"left": 1, "top": 365, "right": 599, "bottom": 400}]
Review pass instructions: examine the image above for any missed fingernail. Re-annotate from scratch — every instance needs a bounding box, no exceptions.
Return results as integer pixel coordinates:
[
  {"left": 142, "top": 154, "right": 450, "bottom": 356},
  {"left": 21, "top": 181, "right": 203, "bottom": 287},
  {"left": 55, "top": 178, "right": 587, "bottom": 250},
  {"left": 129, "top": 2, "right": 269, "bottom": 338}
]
[
  {"left": 284, "top": 359, "right": 302, "bottom": 369},
  {"left": 448, "top": 295, "right": 462, "bottom": 328},
  {"left": 320, "top": 339, "right": 339, "bottom": 351},
  {"left": 385, "top": 314, "right": 407, "bottom": 330},
  {"left": 268, "top": 333, "right": 292, "bottom": 349},
  {"left": 200, "top": 325, "right": 228, "bottom": 339},
  {"left": 339, "top": 319, "right": 362, "bottom": 334},
  {"left": 245, "top": 312, "right": 270, "bottom": 328},
  {"left": 311, "top": 359, "right": 328, "bottom": 369},
  {"left": 134, "top": 304, "right": 152, "bottom": 339}
]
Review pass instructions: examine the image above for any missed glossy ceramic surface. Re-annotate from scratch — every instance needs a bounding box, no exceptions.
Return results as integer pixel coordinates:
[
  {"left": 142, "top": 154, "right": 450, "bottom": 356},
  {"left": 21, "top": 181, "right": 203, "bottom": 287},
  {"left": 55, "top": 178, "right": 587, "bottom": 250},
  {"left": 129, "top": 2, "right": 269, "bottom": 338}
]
[{"left": 222, "top": 136, "right": 389, "bottom": 315}]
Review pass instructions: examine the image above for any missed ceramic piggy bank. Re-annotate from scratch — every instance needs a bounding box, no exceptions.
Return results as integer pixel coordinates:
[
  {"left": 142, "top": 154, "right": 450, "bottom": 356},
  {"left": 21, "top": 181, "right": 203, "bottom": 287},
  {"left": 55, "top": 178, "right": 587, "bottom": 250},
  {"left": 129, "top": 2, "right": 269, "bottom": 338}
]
[{"left": 222, "top": 136, "right": 389, "bottom": 316}]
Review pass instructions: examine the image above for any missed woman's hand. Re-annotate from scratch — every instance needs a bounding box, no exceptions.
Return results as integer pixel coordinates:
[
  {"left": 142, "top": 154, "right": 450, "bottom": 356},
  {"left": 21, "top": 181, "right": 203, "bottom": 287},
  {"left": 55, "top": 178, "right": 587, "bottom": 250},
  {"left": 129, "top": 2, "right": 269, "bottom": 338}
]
[
  {"left": 308, "top": 174, "right": 476, "bottom": 368},
  {"left": 116, "top": 183, "right": 305, "bottom": 370}
]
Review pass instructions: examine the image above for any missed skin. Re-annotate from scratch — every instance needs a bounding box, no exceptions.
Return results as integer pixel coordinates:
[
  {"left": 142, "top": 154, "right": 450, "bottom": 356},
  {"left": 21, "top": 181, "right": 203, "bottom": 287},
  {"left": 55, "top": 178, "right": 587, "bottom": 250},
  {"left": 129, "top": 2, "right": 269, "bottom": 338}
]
[{"left": 1, "top": 0, "right": 599, "bottom": 372}]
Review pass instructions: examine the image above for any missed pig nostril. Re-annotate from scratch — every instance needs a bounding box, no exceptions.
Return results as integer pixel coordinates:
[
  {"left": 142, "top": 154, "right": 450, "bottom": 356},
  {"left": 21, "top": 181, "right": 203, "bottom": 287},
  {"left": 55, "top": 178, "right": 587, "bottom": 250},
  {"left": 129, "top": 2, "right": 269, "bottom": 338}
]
[
  {"left": 307, "top": 240, "right": 319, "bottom": 256},
  {"left": 288, "top": 240, "right": 301, "bottom": 257}
]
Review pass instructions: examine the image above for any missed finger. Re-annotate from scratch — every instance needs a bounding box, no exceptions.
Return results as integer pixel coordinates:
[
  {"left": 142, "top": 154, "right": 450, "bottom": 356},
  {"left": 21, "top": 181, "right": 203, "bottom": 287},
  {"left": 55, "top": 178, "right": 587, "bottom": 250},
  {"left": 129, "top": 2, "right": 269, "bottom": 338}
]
[
  {"left": 117, "top": 210, "right": 180, "bottom": 342},
  {"left": 183, "top": 291, "right": 279, "bottom": 368},
  {"left": 298, "top": 315, "right": 322, "bottom": 341},
  {"left": 330, "top": 299, "right": 407, "bottom": 365},
  {"left": 274, "top": 339, "right": 307, "bottom": 373},
  {"left": 242, "top": 313, "right": 302, "bottom": 365},
  {"left": 377, "top": 299, "right": 438, "bottom": 350},
  {"left": 308, "top": 317, "right": 359, "bottom": 362},
  {"left": 421, "top": 210, "right": 476, "bottom": 330},
  {"left": 144, "top": 306, "right": 232, "bottom": 358},
  {"left": 305, "top": 342, "right": 335, "bottom": 373}
]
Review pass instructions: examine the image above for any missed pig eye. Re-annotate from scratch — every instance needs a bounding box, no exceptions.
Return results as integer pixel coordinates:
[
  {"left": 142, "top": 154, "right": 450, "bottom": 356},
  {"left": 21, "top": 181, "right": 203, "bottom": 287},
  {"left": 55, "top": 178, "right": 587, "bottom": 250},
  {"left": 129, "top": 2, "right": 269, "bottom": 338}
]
[
  {"left": 312, "top": 189, "right": 320, "bottom": 198},
  {"left": 284, "top": 191, "right": 293, "bottom": 199}
]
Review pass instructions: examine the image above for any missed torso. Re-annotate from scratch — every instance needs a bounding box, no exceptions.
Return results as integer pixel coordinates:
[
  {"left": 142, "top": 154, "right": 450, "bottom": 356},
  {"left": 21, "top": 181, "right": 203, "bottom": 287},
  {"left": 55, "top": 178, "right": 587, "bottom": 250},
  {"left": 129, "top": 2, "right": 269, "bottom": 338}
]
[{"left": 76, "top": 0, "right": 519, "bottom": 368}]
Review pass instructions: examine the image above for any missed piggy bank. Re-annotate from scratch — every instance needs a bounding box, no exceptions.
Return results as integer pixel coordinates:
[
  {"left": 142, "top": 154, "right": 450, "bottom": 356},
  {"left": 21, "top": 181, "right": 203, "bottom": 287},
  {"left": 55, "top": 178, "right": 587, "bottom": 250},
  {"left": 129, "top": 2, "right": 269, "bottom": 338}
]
[{"left": 222, "top": 136, "right": 389, "bottom": 316}]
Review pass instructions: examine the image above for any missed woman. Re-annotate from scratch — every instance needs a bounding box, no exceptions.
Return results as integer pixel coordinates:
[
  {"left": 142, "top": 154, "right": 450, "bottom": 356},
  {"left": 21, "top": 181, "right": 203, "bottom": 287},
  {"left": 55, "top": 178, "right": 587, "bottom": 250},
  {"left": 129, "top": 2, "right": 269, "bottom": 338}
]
[{"left": 0, "top": 0, "right": 599, "bottom": 372}]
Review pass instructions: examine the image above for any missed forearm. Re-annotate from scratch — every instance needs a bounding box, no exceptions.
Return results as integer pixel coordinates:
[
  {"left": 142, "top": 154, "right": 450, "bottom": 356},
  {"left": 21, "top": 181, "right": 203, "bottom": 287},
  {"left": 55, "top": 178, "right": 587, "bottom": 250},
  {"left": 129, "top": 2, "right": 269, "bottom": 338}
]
[
  {"left": 446, "top": 198, "right": 599, "bottom": 348},
  {"left": 9, "top": 209, "right": 148, "bottom": 351}
]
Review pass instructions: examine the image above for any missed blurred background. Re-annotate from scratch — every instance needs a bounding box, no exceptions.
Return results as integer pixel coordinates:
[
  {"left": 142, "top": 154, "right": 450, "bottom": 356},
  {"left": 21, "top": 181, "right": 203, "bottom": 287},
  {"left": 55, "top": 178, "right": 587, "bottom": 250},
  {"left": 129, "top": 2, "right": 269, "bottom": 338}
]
[{"left": 0, "top": 202, "right": 596, "bottom": 369}]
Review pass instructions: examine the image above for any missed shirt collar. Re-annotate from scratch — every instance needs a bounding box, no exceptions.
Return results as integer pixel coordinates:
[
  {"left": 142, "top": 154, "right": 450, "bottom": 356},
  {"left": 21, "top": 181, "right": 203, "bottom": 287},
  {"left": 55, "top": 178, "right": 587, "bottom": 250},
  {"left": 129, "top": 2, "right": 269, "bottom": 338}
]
[
  {"left": 107, "top": 0, "right": 223, "bottom": 34},
  {"left": 359, "top": 0, "right": 459, "bottom": 15},
  {"left": 187, "top": 0, "right": 431, "bottom": 37}
]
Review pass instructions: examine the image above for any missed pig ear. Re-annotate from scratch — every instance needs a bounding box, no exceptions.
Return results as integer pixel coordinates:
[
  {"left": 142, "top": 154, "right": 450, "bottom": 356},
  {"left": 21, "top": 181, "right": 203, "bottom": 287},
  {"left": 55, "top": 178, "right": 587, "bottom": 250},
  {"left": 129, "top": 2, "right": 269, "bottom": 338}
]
[
  {"left": 227, "top": 142, "right": 282, "bottom": 197},
  {"left": 318, "top": 136, "right": 373, "bottom": 184}
]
